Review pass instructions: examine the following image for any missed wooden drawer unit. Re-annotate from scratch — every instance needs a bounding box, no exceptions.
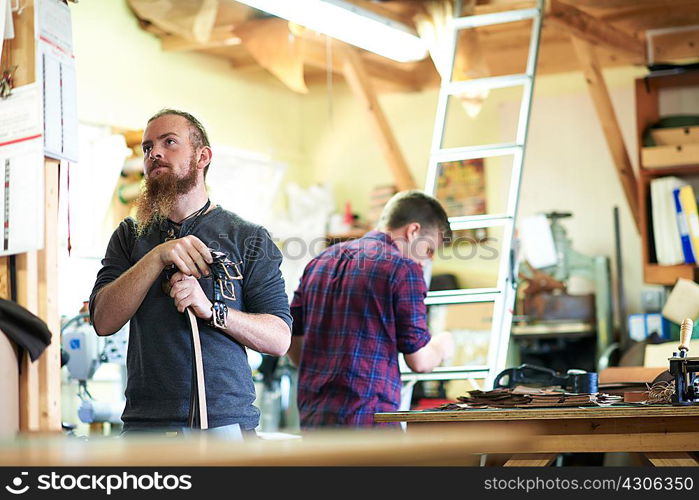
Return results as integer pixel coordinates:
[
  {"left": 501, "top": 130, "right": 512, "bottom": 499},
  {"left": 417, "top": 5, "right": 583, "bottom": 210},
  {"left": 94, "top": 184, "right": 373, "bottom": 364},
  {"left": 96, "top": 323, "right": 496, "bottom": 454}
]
[{"left": 642, "top": 143, "right": 699, "bottom": 168}]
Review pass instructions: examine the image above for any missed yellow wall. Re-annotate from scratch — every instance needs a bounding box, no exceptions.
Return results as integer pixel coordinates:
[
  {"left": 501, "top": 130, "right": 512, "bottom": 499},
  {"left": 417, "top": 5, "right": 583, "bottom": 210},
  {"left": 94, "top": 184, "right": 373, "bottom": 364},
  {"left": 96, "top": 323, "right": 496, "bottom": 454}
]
[{"left": 72, "top": 0, "right": 308, "bottom": 181}]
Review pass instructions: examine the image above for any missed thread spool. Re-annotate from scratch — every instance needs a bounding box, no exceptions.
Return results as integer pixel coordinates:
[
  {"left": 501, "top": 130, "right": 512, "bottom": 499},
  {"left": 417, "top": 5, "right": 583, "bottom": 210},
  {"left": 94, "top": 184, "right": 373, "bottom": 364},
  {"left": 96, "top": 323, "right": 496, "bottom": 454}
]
[
  {"left": 679, "top": 318, "right": 693, "bottom": 353},
  {"left": 567, "top": 372, "right": 598, "bottom": 394}
]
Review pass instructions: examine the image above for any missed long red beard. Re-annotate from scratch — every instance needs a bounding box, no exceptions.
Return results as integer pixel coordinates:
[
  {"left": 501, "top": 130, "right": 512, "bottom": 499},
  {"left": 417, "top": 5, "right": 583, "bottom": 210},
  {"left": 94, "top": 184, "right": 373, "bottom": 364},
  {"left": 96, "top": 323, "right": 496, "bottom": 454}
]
[{"left": 135, "top": 157, "right": 199, "bottom": 237}]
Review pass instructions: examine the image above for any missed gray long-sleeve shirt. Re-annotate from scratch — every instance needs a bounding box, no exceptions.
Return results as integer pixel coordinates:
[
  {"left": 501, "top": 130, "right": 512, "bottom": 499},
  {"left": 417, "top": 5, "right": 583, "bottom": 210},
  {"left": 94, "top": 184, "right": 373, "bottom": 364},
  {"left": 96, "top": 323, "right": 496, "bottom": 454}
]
[{"left": 89, "top": 206, "right": 291, "bottom": 431}]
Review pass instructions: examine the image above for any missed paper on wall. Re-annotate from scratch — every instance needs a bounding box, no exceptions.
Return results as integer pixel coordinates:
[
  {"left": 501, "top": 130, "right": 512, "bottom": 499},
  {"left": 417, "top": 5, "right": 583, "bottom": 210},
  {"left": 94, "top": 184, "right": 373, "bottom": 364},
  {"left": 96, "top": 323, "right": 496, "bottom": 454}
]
[
  {"left": 0, "top": 137, "right": 45, "bottom": 256},
  {"left": 2, "top": 0, "right": 14, "bottom": 43},
  {"left": 35, "top": 0, "right": 78, "bottom": 162},
  {"left": 36, "top": 0, "right": 73, "bottom": 56},
  {"left": 518, "top": 214, "right": 558, "bottom": 269},
  {"left": 0, "top": 83, "right": 43, "bottom": 146}
]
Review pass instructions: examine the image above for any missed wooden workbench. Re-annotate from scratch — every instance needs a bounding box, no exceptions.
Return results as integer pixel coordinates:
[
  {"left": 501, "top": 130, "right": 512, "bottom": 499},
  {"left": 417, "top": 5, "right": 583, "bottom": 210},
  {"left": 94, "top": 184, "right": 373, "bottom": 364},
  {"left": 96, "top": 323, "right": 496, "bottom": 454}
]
[
  {"left": 375, "top": 405, "right": 699, "bottom": 466},
  {"left": 0, "top": 424, "right": 539, "bottom": 466}
]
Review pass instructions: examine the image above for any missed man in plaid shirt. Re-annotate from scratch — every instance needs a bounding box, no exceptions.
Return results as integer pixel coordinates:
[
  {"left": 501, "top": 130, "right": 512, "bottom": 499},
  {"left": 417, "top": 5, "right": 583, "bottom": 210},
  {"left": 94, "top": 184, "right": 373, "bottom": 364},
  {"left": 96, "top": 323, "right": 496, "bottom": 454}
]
[{"left": 288, "top": 190, "right": 455, "bottom": 428}]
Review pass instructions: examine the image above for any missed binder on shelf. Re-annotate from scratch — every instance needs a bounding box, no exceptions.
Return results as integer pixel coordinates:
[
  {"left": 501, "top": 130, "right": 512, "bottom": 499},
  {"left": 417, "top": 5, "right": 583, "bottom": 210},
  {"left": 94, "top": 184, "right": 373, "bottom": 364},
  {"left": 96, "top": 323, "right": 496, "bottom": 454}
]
[
  {"left": 677, "top": 184, "right": 699, "bottom": 262},
  {"left": 672, "top": 186, "right": 696, "bottom": 264},
  {"left": 650, "top": 176, "right": 686, "bottom": 266}
]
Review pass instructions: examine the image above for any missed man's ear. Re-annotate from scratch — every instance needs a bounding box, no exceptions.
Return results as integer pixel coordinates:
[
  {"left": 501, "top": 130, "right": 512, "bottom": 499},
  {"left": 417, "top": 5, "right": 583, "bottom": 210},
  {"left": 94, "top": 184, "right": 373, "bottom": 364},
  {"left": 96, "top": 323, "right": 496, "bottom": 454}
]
[
  {"left": 197, "top": 146, "right": 212, "bottom": 170},
  {"left": 406, "top": 222, "right": 421, "bottom": 241}
]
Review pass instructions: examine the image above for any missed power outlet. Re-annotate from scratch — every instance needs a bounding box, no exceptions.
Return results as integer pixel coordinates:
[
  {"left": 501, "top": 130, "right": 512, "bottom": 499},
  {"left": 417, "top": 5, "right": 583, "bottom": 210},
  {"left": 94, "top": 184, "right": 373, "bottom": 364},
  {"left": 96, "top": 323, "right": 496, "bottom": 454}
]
[{"left": 641, "top": 288, "right": 665, "bottom": 313}]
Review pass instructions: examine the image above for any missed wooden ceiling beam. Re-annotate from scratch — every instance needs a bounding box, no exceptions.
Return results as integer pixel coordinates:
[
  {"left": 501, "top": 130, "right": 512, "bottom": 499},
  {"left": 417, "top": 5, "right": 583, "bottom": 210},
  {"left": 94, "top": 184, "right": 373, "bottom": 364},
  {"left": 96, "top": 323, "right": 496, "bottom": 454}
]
[
  {"left": 571, "top": 35, "right": 640, "bottom": 233},
  {"left": 340, "top": 46, "right": 417, "bottom": 192},
  {"left": 161, "top": 24, "right": 241, "bottom": 52},
  {"left": 649, "top": 25, "right": 699, "bottom": 63},
  {"left": 548, "top": 0, "right": 645, "bottom": 58},
  {"left": 301, "top": 38, "right": 423, "bottom": 93},
  {"left": 558, "top": 0, "right": 681, "bottom": 7},
  {"left": 601, "top": 11, "right": 699, "bottom": 35}
]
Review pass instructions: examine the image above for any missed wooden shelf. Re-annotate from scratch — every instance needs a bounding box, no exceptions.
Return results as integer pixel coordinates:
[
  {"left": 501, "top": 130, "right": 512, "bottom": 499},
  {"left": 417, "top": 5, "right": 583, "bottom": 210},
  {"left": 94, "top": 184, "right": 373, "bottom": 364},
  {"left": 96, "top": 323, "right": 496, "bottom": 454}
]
[
  {"left": 638, "top": 163, "right": 699, "bottom": 178},
  {"left": 636, "top": 72, "right": 699, "bottom": 285},
  {"left": 643, "top": 263, "right": 697, "bottom": 286}
]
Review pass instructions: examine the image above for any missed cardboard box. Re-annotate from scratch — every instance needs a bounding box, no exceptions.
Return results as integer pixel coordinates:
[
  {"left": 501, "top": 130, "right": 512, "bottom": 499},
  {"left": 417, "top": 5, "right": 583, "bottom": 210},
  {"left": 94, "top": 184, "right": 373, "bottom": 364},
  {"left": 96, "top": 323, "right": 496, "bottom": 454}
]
[
  {"left": 650, "top": 126, "right": 699, "bottom": 146},
  {"left": 642, "top": 143, "right": 699, "bottom": 168}
]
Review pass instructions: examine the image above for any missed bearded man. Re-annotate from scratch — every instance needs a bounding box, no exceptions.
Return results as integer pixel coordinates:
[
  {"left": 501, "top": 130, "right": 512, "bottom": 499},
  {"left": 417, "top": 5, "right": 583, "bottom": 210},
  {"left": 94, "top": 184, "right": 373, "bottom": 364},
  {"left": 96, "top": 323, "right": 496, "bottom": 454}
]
[{"left": 89, "top": 109, "right": 291, "bottom": 438}]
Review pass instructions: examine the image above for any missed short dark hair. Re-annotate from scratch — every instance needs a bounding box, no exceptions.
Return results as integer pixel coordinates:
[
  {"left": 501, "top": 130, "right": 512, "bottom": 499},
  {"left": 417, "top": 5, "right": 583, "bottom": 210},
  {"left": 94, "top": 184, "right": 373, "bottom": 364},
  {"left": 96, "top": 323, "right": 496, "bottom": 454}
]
[
  {"left": 378, "top": 190, "right": 452, "bottom": 242},
  {"left": 147, "top": 109, "right": 212, "bottom": 177}
]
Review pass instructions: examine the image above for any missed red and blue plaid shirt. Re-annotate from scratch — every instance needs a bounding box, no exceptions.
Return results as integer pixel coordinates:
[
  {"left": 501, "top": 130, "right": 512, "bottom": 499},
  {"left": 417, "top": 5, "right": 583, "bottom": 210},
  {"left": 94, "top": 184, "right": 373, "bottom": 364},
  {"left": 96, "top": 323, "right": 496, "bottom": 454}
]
[{"left": 290, "top": 230, "right": 431, "bottom": 427}]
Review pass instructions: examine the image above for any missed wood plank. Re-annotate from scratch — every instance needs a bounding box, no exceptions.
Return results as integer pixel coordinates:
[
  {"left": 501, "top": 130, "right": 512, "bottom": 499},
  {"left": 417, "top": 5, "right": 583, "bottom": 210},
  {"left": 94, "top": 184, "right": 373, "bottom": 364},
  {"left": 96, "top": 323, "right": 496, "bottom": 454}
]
[
  {"left": 505, "top": 453, "right": 558, "bottom": 466},
  {"left": 235, "top": 18, "right": 308, "bottom": 94},
  {"left": 643, "top": 263, "right": 696, "bottom": 286},
  {"left": 376, "top": 405, "right": 699, "bottom": 422},
  {"left": 571, "top": 36, "right": 640, "bottom": 233},
  {"left": 301, "top": 37, "right": 423, "bottom": 93},
  {"left": 0, "top": 424, "right": 540, "bottom": 466},
  {"left": 532, "top": 432, "right": 699, "bottom": 453},
  {"left": 16, "top": 251, "right": 40, "bottom": 433},
  {"left": 650, "top": 26, "right": 699, "bottom": 64},
  {"left": 340, "top": 46, "right": 418, "bottom": 191},
  {"left": 161, "top": 24, "right": 241, "bottom": 52},
  {"left": 640, "top": 71, "right": 699, "bottom": 91},
  {"left": 548, "top": 0, "right": 645, "bottom": 57},
  {"left": 645, "top": 452, "right": 699, "bottom": 467},
  {"left": 8, "top": 0, "right": 36, "bottom": 87},
  {"left": 127, "top": 0, "right": 219, "bottom": 44},
  {"left": 15, "top": 252, "right": 39, "bottom": 316},
  {"left": 0, "top": 257, "right": 9, "bottom": 299},
  {"left": 19, "top": 353, "right": 39, "bottom": 432},
  {"left": 600, "top": 9, "right": 699, "bottom": 35},
  {"left": 382, "top": 410, "right": 699, "bottom": 454},
  {"left": 635, "top": 77, "right": 658, "bottom": 279},
  {"left": 37, "top": 161, "right": 61, "bottom": 432}
]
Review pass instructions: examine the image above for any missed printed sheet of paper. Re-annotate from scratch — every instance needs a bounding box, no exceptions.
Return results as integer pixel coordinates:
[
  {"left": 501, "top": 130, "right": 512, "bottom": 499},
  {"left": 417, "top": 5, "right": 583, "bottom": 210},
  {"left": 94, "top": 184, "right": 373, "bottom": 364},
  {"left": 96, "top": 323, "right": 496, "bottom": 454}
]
[
  {"left": 519, "top": 214, "right": 558, "bottom": 269},
  {"left": 0, "top": 83, "right": 43, "bottom": 146},
  {"left": 0, "top": 84, "right": 45, "bottom": 256},
  {"left": 36, "top": 0, "right": 78, "bottom": 162},
  {"left": 0, "top": 138, "right": 45, "bottom": 256}
]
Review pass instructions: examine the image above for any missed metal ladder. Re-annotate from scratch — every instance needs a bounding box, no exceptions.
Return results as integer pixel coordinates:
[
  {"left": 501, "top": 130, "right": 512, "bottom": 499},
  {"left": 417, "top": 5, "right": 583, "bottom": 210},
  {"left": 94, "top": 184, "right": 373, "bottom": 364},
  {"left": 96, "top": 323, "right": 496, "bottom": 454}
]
[{"left": 402, "top": 0, "right": 544, "bottom": 389}]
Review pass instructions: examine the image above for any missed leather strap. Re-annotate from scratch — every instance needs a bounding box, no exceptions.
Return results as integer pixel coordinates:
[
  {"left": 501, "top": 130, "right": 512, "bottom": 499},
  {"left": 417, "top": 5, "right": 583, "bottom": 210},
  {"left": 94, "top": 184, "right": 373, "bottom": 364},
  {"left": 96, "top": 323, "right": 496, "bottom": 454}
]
[{"left": 186, "top": 308, "right": 208, "bottom": 430}]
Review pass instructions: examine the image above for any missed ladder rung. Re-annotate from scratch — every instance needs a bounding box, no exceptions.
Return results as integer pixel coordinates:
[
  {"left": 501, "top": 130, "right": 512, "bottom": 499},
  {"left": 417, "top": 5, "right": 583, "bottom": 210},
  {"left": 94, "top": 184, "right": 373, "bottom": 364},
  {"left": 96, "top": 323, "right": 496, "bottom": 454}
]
[
  {"left": 449, "top": 214, "right": 512, "bottom": 231},
  {"left": 451, "top": 8, "right": 539, "bottom": 30},
  {"left": 444, "top": 74, "right": 531, "bottom": 94},
  {"left": 401, "top": 368, "right": 491, "bottom": 382},
  {"left": 425, "top": 288, "right": 500, "bottom": 305},
  {"left": 432, "top": 143, "right": 522, "bottom": 163}
]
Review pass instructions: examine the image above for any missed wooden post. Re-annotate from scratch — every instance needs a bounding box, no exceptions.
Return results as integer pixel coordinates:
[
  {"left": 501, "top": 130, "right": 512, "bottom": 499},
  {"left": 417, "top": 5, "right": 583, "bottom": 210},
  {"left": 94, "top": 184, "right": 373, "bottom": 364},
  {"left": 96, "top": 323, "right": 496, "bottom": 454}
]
[
  {"left": 16, "top": 252, "right": 40, "bottom": 432},
  {"left": 340, "top": 46, "right": 418, "bottom": 192},
  {"left": 37, "top": 160, "right": 61, "bottom": 431},
  {"left": 571, "top": 36, "right": 641, "bottom": 233},
  {"left": 7, "top": 0, "right": 62, "bottom": 433}
]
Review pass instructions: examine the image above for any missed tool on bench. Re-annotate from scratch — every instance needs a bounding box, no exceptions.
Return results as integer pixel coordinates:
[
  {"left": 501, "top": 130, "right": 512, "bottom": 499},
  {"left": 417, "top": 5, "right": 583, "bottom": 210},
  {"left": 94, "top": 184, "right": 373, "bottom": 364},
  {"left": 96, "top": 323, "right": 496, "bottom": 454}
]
[
  {"left": 669, "top": 318, "right": 699, "bottom": 405},
  {"left": 493, "top": 363, "right": 598, "bottom": 394}
]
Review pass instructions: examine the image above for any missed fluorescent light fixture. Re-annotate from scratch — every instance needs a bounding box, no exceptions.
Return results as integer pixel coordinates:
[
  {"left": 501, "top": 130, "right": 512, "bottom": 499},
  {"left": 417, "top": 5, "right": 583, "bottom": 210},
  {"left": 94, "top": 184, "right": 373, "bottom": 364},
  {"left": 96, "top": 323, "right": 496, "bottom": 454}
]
[{"left": 235, "top": 0, "right": 428, "bottom": 63}]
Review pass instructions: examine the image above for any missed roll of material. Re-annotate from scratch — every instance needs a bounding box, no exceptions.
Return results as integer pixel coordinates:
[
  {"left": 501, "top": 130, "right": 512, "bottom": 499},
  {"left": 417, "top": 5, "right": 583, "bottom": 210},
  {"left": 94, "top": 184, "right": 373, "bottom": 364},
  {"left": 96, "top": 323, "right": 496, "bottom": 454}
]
[{"left": 567, "top": 372, "right": 598, "bottom": 394}]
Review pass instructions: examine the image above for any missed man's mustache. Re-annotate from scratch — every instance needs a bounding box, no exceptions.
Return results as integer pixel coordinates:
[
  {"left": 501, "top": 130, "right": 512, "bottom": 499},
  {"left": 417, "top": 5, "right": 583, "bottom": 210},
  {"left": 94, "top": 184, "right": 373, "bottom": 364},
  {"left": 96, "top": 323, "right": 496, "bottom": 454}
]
[{"left": 149, "top": 160, "right": 172, "bottom": 172}]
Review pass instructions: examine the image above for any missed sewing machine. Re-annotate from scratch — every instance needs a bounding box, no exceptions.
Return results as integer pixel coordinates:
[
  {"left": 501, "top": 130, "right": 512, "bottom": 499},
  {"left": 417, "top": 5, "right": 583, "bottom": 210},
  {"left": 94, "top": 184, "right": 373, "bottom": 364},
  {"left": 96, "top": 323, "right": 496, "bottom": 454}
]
[
  {"left": 517, "top": 212, "right": 614, "bottom": 370},
  {"left": 669, "top": 319, "right": 699, "bottom": 405}
]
